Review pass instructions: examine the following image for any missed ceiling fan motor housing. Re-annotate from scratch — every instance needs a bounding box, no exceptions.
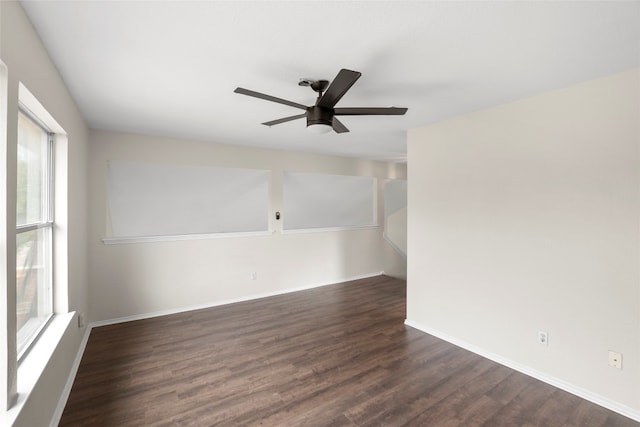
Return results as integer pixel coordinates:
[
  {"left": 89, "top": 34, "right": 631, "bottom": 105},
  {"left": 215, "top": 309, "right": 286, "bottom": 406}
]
[{"left": 307, "top": 106, "right": 334, "bottom": 127}]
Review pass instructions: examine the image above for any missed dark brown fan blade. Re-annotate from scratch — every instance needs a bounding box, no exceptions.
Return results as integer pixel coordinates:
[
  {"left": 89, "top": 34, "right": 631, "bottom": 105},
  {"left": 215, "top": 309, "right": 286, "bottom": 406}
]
[
  {"left": 335, "top": 107, "right": 408, "bottom": 116},
  {"left": 317, "top": 69, "right": 362, "bottom": 108},
  {"left": 332, "top": 118, "right": 349, "bottom": 134},
  {"left": 262, "top": 113, "right": 307, "bottom": 127},
  {"left": 234, "top": 87, "right": 307, "bottom": 110}
]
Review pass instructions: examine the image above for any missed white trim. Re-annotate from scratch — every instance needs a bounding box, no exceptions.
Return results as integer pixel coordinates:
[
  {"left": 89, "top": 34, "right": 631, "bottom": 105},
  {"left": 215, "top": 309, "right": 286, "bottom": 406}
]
[
  {"left": 16, "top": 222, "right": 53, "bottom": 233},
  {"left": 91, "top": 271, "right": 384, "bottom": 328},
  {"left": 16, "top": 313, "right": 55, "bottom": 362},
  {"left": 49, "top": 322, "right": 91, "bottom": 427},
  {"left": 5, "top": 313, "right": 75, "bottom": 426},
  {"left": 281, "top": 225, "right": 380, "bottom": 235},
  {"left": 404, "top": 319, "right": 640, "bottom": 423},
  {"left": 0, "top": 59, "right": 10, "bottom": 414},
  {"left": 102, "top": 230, "right": 274, "bottom": 245},
  {"left": 18, "top": 83, "right": 65, "bottom": 134}
]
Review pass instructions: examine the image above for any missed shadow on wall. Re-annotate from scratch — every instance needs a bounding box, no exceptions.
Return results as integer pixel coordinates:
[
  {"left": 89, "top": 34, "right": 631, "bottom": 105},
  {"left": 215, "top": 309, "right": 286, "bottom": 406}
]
[
  {"left": 382, "top": 179, "right": 407, "bottom": 279},
  {"left": 385, "top": 206, "right": 407, "bottom": 257}
]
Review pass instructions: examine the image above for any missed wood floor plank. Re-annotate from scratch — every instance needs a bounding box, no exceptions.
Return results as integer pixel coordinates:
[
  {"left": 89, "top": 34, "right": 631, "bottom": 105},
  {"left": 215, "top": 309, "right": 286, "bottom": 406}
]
[{"left": 59, "top": 275, "right": 638, "bottom": 426}]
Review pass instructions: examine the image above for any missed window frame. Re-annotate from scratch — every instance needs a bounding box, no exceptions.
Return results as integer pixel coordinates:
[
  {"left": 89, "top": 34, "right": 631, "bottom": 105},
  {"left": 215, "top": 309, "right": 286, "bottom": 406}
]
[{"left": 15, "top": 107, "right": 55, "bottom": 361}]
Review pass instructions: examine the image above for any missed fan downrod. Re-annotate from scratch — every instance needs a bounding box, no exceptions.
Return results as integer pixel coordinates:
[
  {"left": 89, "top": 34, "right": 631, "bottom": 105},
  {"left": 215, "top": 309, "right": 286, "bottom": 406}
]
[{"left": 299, "top": 79, "right": 329, "bottom": 96}]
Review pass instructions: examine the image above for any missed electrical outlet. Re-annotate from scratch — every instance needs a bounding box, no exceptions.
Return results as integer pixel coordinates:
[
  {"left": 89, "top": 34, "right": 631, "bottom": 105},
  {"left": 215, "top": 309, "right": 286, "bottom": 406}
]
[
  {"left": 251, "top": 272, "right": 257, "bottom": 280},
  {"left": 77, "top": 312, "right": 85, "bottom": 328},
  {"left": 538, "top": 331, "right": 548, "bottom": 346},
  {"left": 608, "top": 351, "right": 622, "bottom": 369}
]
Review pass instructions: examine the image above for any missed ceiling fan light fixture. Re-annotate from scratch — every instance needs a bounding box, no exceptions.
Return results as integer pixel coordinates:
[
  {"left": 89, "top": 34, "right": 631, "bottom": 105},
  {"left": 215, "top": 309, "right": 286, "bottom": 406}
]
[
  {"left": 307, "top": 123, "right": 333, "bottom": 134},
  {"left": 234, "top": 68, "right": 408, "bottom": 135},
  {"left": 306, "top": 105, "right": 334, "bottom": 134}
]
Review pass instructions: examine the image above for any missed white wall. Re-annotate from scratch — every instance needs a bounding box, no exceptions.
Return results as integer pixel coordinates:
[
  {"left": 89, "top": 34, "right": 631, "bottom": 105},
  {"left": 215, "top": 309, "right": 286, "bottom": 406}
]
[
  {"left": 89, "top": 130, "right": 406, "bottom": 322},
  {"left": 407, "top": 69, "right": 640, "bottom": 418},
  {"left": 0, "top": 1, "right": 89, "bottom": 425},
  {"left": 386, "top": 206, "right": 407, "bottom": 255}
]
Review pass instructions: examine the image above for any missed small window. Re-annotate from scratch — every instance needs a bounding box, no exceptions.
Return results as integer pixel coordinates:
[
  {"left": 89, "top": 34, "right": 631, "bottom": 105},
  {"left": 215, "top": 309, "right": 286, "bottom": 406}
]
[
  {"left": 16, "top": 109, "right": 54, "bottom": 357},
  {"left": 106, "top": 161, "right": 270, "bottom": 240},
  {"left": 282, "top": 172, "right": 377, "bottom": 231}
]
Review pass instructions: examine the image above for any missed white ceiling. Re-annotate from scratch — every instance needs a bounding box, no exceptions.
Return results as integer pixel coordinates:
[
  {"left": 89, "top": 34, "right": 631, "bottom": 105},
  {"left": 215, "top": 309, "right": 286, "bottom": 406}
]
[{"left": 19, "top": 1, "right": 640, "bottom": 162}]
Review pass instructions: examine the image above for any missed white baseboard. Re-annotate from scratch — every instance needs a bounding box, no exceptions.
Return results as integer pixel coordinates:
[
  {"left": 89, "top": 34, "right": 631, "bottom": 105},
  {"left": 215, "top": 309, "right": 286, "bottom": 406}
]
[
  {"left": 91, "top": 272, "right": 384, "bottom": 328},
  {"left": 404, "top": 319, "right": 640, "bottom": 423}
]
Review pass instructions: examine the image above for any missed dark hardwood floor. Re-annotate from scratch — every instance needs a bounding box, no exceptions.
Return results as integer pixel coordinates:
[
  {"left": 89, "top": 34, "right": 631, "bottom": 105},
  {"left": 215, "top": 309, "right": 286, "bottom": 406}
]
[{"left": 60, "top": 275, "right": 638, "bottom": 426}]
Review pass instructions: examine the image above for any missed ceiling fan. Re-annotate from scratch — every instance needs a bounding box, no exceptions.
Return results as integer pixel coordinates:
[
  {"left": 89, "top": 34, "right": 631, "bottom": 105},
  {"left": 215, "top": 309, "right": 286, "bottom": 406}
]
[{"left": 234, "top": 69, "right": 408, "bottom": 134}]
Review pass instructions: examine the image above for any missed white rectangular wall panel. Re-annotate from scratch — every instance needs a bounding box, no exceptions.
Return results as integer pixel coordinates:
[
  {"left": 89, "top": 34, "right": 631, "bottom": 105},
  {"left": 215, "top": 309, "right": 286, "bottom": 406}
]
[
  {"left": 107, "top": 161, "right": 269, "bottom": 238},
  {"left": 283, "top": 172, "right": 376, "bottom": 231}
]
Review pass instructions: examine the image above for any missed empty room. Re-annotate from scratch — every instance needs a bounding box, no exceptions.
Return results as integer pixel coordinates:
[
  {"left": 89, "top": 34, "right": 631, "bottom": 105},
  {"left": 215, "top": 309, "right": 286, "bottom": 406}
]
[{"left": 1, "top": 1, "right": 639, "bottom": 426}]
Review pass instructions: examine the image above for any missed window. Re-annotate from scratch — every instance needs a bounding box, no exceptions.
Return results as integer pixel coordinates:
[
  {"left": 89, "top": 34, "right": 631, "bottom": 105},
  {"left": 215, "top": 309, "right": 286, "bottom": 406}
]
[
  {"left": 282, "top": 172, "right": 377, "bottom": 231},
  {"left": 105, "top": 161, "right": 270, "bottom": 243},
  {"left": 16, "top": 109, "right": 54, "bottom": 357}
]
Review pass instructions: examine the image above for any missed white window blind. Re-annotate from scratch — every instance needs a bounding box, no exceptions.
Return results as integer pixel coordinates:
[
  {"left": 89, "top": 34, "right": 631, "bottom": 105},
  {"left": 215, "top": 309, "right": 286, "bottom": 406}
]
[
  {"left": 106, "top": 161, "right": 270, "bottom": 240},
  {"left": 283, "top": 172, "right": 376, "bottom": 231}
]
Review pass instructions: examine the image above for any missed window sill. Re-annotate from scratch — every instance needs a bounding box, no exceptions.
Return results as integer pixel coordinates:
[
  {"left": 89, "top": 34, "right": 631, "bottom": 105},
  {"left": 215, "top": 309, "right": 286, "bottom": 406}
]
[
  {"left": 102, "top": 230, "right": 274, "bottom": 245},
  {"left": 4, "top": 312, "right": 75, "bottom": 426},
  {"left": 281, "top": 225, "right": 380, "bottom": 234},
  {"left": 17, "top": 314, "right": 54, "bottom": 361}
]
